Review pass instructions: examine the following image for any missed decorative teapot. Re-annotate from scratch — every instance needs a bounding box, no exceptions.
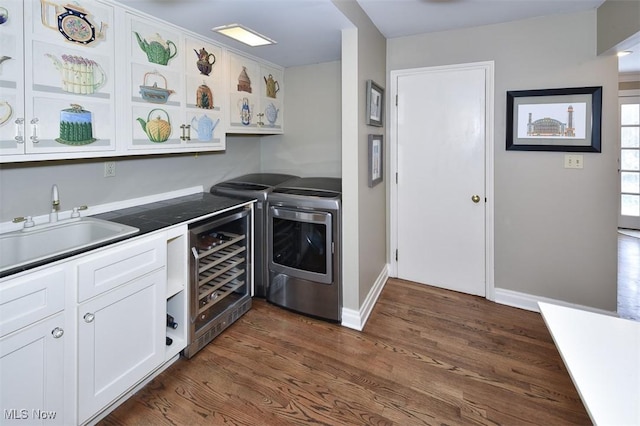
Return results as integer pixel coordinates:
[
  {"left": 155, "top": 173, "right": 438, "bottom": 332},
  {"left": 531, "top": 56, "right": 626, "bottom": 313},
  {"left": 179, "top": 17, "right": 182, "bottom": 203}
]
[
  {"left": 134, "top": 32, "right": 177, "bottom": 66},
  {"left": 139, "top": 71, "right": 174, "bottom": 104},
  {"left": 46, "top": 53, "right": 106, "bottom": 94},
  {"left": 238, "top": 98, "right": 251, "bottom": 126},
  {"left": 194, "top": 47, "right": 216, "bottom": 76},
  {"left": 190, "top": 115, "right": 220, "bottom": 142},
  {"left": 40, "top": 0, "right": 107, "bottom": 45},
  {"left": 196, "top": 82, "right": 213, "bottom": 109},
  {"left": 137, "top": 108, "right": 171, "bottom": 142},
  {"left": 264, "top": 74, "right": 280, "bottom": 99},
  {"left": 237, "top": 66, "right": 252, "bottom": 93},
  {"left": 264, "top": 103, "right": 279, "bottom": 126},
  {"left": 0, "top": 101, "right": 13, "bottom": 126}
]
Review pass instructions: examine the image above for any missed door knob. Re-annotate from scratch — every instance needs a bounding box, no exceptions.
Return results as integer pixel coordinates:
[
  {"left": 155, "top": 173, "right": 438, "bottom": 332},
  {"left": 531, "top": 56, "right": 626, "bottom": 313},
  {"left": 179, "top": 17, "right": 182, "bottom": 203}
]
[{"left": 471, "top": 195, "right": 481, "bottom": 203}]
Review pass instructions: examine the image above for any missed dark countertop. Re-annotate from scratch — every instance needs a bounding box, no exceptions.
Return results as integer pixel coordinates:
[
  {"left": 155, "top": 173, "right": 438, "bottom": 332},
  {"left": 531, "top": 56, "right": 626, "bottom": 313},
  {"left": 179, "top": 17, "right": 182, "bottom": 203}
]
[
  {"left": 0, "top": 192, "right": 255, "bottom": 280},
  {"left": 93, "top": 192, "right": 254, "bottom": 233}
]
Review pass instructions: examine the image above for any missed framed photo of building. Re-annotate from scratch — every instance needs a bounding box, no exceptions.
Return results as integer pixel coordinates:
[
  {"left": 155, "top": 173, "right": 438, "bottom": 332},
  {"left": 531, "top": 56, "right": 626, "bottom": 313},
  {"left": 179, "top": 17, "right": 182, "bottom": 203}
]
[
  {"left": 368, "top": 134, "right": 383, "bottom": 187},
  {"left": 366, "top": 80, "right": 384, "bottom": 127},
  {"left": 506, "top": 86, "right": 602, "bottom": 152}
]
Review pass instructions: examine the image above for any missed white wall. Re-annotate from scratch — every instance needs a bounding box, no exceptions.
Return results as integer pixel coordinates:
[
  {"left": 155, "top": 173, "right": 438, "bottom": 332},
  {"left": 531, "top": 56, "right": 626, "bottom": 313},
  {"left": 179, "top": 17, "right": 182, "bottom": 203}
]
[
  {"left": 260, "top": 61, "right": 341, "bottom": 177},
  {"left": 387, "top": 10, "right": 619, "bottom": 311},
  {"left": 0, "top": 136, "right": 261, "bottom": 221}
]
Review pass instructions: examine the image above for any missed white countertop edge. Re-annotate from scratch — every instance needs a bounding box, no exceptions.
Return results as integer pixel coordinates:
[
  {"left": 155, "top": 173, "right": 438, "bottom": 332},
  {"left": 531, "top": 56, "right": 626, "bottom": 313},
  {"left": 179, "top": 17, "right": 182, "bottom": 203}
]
[
  {"left": 538, "top": 302, "right": 640, "bottom": 426},
  {"left": 0, "top": 186, "right": 204, "bottom": 233}
]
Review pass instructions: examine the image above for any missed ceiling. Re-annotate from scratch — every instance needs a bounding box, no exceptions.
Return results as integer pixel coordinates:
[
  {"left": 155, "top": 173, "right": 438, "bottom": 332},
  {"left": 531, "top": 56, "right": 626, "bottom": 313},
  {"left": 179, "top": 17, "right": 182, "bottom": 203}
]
[{"left": 121, "top": 0, "right": 639, "bottom": 72}]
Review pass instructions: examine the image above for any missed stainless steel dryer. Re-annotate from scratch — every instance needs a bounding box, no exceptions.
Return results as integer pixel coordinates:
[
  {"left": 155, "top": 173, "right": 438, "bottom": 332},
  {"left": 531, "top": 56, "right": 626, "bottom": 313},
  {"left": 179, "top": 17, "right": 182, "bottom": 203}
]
[
  {"left": 210, "top": 173, "right": 298, "bottom": 297},
  {"left": 266, "top": 177, "right": 342, "bottom": 322}
]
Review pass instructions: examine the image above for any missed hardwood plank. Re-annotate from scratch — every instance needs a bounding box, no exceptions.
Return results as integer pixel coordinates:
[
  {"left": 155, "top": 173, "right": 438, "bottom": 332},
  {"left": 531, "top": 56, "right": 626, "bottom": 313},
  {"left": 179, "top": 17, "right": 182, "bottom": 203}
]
[{"left": 101, "top": 279, "right": 590, "bottom": 425}]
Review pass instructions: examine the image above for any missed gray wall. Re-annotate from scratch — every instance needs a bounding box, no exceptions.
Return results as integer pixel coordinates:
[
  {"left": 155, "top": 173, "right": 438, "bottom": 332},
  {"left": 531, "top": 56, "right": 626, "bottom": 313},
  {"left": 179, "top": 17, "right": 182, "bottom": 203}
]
[
  {"left": 260, "top": 61, "right": 342, "bottom": 177},
  {"left": 597, "top": 0, "right": 640, "bottom": 54},
  {"left": 333, "top": 0, "right": 387, "bottom": 309},
  {"left": 0, "top": 136, "right": 261, "bottom": 221},
  {"left": 387, "top": 10, "right": 619, "bottom": 311}
]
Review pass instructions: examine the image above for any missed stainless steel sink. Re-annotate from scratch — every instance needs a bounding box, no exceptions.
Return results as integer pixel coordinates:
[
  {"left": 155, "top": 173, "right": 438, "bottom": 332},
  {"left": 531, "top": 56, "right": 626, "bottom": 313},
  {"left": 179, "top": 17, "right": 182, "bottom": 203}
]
[{"left": 0, "top": 217, "right": 139, "bottom": 273}]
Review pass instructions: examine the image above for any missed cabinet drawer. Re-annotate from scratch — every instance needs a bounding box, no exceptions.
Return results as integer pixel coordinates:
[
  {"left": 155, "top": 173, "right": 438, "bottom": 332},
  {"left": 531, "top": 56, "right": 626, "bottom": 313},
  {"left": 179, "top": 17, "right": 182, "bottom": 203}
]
[
  {"left": 77, "top": 234, "right": 166, "bottom": 302},
  {"left": 0, "top": 267, "right": 66, "bottom": 338}
]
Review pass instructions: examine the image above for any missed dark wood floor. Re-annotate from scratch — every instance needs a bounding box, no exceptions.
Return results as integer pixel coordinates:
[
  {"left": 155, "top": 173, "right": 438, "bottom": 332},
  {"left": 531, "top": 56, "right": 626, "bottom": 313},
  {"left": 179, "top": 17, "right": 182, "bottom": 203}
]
[
  {"left": 618, "top": 232, "right": 640, "bottom": 321},
  {"left": 101, "top": 279, "right": 590, "bottom": 425}
]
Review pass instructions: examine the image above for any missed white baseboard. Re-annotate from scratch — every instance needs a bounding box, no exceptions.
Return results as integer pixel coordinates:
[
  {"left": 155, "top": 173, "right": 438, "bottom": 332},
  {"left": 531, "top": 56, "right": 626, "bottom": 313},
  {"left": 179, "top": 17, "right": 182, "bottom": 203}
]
[
  {"left": 494, "top": 287, "right": 617, "bottom": 317},
  {"left": 341, "top": 264, "right": 389, "bottom": 331}
]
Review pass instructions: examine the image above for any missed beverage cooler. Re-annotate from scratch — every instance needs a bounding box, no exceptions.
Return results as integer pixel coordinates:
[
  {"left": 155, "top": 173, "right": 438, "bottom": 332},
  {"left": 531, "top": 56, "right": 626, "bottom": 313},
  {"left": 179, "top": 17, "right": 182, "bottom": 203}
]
[{"left": 183, "top": 207, "right": 252, "bottom": 358}]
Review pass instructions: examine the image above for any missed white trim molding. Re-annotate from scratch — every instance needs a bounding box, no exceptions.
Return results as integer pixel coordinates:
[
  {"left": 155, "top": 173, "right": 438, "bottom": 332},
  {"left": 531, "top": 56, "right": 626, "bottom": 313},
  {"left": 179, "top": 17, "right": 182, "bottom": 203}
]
[
  {"left": 341, "top": 265, "right": 389, "bottom": 331},
  {"left": 494, "top": 287, "right": 617, "bottom": 317}
]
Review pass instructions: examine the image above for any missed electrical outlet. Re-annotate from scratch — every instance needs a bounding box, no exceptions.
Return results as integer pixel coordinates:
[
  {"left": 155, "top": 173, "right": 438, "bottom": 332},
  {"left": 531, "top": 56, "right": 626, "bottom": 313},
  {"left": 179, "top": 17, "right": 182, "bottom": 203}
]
[
  {"left": 104, "top": 161, "right": 116, "bottom": 177},
  {"left": 564, "top": 154, "right": 583, "bottom": 169}
]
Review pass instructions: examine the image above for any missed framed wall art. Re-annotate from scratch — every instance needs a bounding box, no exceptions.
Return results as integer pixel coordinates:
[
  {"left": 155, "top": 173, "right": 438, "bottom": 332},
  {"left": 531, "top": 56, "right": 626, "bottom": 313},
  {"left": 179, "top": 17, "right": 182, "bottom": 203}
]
[
  {"left": 368, "top": 134, "right": 383, "bottom": 187},
  {"left": 506, "top": 86, "right": 602, "bottom": 152},
  {"left": 366, "top": 80, "right": 384, "bottom": 127}
]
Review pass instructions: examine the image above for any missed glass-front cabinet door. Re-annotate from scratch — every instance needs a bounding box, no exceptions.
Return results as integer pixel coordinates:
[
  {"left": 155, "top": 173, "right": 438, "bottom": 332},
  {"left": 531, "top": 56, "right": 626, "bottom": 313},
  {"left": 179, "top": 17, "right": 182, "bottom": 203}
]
[
  {"left": 0, "top": 0, "right": 25, "bottom": 156},
  {"left": 2, "top": 0, "right": 116, "bottom": 158},
  {"left": 126, "top": 13, "right": 183, "bottom": 150},
  {"left": 26, "top": 0, "right": 116, "bottom": 155},
  {"left": 228, "top": 51, "right": 283, "bottom": 134},
  {"left": 183, "top": 36, "right": 225, "bottom": 150},
  {"left": 259, "top": 63, "right": 283, "bottom": 132},
  {"left": 126, "top": 13, "right": 226, "bottom": 152}
]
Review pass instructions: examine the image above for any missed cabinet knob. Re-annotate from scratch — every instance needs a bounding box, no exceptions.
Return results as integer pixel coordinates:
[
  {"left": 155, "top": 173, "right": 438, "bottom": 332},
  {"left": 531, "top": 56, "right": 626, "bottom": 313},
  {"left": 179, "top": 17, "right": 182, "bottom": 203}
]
[
  {"left": 51, "top": 327, "right": 64, "bottom": 338},
  {"left": 83, "top": 312, "right": 95, "bottom": 323}
]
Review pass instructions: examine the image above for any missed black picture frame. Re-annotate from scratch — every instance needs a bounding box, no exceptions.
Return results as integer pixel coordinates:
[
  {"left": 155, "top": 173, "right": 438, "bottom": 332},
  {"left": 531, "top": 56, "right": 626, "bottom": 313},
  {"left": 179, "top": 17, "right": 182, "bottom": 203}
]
[
  {"left": 366, "top": 80, "right": 384, "bottom": 127},
  {"left": 368, "top": 134, "right": 383, "bottom": 187},
  {"left": 506, "top": 86, "right": 602, "bottom": 152}
]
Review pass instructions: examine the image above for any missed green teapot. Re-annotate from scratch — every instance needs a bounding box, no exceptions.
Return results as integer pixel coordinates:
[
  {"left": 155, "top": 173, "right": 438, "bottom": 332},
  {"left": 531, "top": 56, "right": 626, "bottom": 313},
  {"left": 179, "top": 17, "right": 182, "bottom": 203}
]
[
  {"left": 137, "top": 109, "right": 171, "bottom": 143},
  {"left": 134, "top": 32, "right": 177, "bottom": 66}
]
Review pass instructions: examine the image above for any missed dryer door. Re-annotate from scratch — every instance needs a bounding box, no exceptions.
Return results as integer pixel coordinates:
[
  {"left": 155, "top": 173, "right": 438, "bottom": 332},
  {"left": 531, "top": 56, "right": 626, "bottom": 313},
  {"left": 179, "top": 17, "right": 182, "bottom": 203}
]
[{"left": 268, "top": 207, "right": 333, "bottom": 284}]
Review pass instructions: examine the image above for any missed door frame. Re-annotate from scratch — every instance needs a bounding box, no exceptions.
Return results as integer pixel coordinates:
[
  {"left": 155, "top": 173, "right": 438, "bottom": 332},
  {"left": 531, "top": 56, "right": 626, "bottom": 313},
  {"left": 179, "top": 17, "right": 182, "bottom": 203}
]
[{"left": 389, "top": 61, "right": 496, "bottom": 300}]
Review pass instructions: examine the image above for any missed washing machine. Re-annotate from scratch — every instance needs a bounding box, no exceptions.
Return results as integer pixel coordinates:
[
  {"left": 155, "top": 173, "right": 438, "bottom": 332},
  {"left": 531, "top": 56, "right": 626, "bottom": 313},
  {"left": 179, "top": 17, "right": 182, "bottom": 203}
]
[{"left": 266, "top": 177, "right": 342, "bottom": 321}]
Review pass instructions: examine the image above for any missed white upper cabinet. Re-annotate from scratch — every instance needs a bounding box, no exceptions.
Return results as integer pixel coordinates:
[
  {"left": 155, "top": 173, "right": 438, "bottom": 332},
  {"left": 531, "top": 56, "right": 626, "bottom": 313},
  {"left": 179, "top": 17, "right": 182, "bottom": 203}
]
[
  {"left": 0, "top": 0, "right": 283, "bottom": 163},
  {"left": 124, "top": 11, "right": 227, "bottom": 153},
  {"left": 0, "top": 0, "right": 117, "bottom": 160},
  {"left": 228, "top": 51, "right": 283, "bottom": 134}
]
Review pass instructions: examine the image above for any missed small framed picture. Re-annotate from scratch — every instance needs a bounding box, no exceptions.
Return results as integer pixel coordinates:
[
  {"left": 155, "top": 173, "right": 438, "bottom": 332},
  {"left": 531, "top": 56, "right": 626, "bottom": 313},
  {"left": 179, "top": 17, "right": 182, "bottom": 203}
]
[
  {"left": 368, "top": 134, "right": 383, "bottom": 187},
  {"left": 366, "top": 80, "right": 384, "bottom": 127},
  {"left": 506, "top": 86, "right": 602, "bottom": 152}
]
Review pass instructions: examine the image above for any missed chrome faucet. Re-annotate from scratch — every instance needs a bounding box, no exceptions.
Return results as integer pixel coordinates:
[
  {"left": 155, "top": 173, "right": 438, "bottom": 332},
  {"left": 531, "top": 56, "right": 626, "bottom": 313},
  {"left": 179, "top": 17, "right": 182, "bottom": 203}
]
[{"left": 50, "top": 184, "right": 60, "bottom": 223}]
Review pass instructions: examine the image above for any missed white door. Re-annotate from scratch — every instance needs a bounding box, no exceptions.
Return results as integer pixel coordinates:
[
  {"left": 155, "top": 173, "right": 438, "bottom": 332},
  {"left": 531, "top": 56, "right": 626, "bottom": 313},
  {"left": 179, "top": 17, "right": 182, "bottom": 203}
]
[
  {"left": 393, "top": 63, "right": 492, "bottom": 296},
  {"left": 619, "top": 96, "right": 640, "bottom": 230}
]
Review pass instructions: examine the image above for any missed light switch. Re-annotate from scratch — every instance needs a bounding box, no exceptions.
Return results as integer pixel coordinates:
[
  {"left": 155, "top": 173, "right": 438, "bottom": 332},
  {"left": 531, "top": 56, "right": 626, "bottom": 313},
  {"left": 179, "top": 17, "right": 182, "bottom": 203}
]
[{"left": 564, "top": 154, "right": 583, "bottom": 169}]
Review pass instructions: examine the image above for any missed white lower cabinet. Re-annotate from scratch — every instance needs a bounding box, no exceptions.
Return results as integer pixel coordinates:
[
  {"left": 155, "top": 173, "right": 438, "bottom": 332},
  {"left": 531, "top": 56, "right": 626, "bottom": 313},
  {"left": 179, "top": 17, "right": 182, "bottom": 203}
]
[
  {"left": 77, "top": 268, "right": 165, "bottom": 424},
  {"left": 0, "top": 226, "right": 190, "bottom": 425},
  {"left": 0, "top": 313, "right": 66, "bottom": 425}
]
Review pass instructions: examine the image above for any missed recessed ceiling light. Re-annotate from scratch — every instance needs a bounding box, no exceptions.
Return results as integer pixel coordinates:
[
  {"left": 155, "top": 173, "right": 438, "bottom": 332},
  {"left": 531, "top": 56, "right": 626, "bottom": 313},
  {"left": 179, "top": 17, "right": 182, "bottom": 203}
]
[
  {"left": 617, "top": 51, "right": 632, "bottom": 57},
  {"left": 212, "top": 24, "right": 276, "bottom": 47}
]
